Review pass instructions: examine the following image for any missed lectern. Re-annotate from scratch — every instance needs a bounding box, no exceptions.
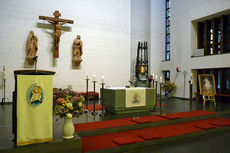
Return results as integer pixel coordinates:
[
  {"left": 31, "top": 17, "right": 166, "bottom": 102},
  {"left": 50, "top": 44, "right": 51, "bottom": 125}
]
[{"left": 13, "top": 70, "right": 55, "bottom": 146}]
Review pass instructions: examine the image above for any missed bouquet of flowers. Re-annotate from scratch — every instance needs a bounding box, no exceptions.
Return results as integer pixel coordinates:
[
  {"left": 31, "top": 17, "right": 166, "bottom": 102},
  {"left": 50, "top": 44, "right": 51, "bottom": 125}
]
[
  {"left": 163, "top": 81, "right": 177, "bottom": 95},
  {"left": 146, "top": 75, "right": 153, "bottom": 81},
  {"left": 53, "top": 86, "right": 85, "bottom": 118}
]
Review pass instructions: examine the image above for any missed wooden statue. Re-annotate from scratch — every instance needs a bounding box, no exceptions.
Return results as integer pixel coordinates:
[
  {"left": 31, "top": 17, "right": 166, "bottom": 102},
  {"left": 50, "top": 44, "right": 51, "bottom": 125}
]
[
  {"left": 73, "top": 35, "right": 83, "bottom": 66},
  {"left": 39, "top": 10, "right": 74, "bottom": 58},
  {"left": 26, "top": 31, "right": 38, "bottom": 65}
]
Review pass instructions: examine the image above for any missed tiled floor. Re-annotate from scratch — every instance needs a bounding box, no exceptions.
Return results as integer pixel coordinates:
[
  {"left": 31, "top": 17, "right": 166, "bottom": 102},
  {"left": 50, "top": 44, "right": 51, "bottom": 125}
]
[{"left": 1, "top": 98, "right": 230, "bottom": 152}]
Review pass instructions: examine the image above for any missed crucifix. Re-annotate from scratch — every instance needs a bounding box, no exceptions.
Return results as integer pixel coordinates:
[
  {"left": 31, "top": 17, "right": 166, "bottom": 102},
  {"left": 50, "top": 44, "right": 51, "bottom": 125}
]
[{"left": 39, "top": 10, "right": 74, "bottom": 58}]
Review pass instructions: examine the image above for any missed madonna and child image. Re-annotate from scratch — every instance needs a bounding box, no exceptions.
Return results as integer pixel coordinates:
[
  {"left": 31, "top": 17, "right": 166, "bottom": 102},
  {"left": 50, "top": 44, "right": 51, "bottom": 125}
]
[{"left": 27, "top": 83, "right": 44, "bottom": 107}]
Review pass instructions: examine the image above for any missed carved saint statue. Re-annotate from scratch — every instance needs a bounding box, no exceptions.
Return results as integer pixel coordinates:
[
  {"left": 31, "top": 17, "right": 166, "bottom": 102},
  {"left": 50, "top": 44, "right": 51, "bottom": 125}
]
[
  {"left": 26, "top": 31, "right": 38, "bottom": 65},
  {"left": 72, "top": 35, "right": 83, "bottom": 66}
]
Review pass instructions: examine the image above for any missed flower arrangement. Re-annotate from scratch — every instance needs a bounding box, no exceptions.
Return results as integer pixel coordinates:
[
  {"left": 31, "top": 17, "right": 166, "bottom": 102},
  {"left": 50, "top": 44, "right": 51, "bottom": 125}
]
[
  {"left": 146, "top": 75, "right": 153, "bottom": 81},
  {"left": 53, "top": 86, "right": 85, "bottom": 118},
  {"left": 163, "top": 81, "right": 177, "bottom": 95}
]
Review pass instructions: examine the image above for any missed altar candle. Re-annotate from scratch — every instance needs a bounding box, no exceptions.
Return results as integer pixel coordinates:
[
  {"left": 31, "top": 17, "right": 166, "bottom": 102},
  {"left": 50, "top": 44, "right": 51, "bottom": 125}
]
[
  {"left": 86, "top": 72, "right": 89, "bottom": 79},
  {"left": 190, "top": 80, "right": 193, "bottom": 84},
  {"left": 101, "top": 76, "right": 104, "bottom": 83},
  {"left": 152, "top": 74, "right": 155, "bottom": 80},
  {"left": 160, "top": 76, "right": 163, "bottom": 83},
  {"left": 155, "top": 75, "right": 158, "bottom": 81},
  {"left": 3, "top": 66, "right": 6, "bottom": 79},
  {"left": 93, "top": 74, "right": 96, "bottom": 81}
]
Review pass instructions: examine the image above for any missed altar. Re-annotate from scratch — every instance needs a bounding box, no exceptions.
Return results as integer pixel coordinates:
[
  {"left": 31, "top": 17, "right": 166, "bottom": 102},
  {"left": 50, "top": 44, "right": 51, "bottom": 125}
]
[{"left": 101, "top": 87, "right": 156, "bottom": 114}]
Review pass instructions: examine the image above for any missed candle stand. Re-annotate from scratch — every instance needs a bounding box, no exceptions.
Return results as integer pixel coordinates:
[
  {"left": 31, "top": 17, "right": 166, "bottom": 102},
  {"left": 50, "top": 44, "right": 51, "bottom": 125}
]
[
  {"left": 155, "top": 81, "right": 158, "bottom": 99},
  {"left": 85, "top": 78, "right": 89, "bottom": 110},
  {"left": 1, "top": 78, "right": 8, "bottom": 104},
  {"left": 152, "top": 79, "right": 155, "bottom": 89},
  {"left": 159, "top": 83, "right": 164, "bottom": 114},
  {"left": 91, "top": 80, "right": 98, "bottom": 116},
  {"left": 99, "top": 83, "right": 105, "bottom": 117},
  {"left": 189, "top": 80, "right": 193, "bottom": 104}
]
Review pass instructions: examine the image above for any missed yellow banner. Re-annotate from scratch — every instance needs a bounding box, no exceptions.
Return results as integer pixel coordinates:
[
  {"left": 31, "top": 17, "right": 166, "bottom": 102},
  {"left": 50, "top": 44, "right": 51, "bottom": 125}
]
[{"left": 17, "top": 75, "right": 53, "bottom": 146}]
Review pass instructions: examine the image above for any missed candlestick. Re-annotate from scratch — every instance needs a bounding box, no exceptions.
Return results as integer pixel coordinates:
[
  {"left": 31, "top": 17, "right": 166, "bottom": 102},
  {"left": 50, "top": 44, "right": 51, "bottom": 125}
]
[
  {"left": 101, "top": 76, "right": 104, "bottom": 83},
  {"left": 91, "top": 80, "right": 98, "bottom": 116},
  {"left": 86, "top": 72, "right": 89, "bottom": 79},
  {"left": 100, "top": 82, "right": 105, "bottom": 117},
  {"left": 160, "top": 76, "right": 163, "bottom": 83},
  {"left": 155, "top": 81, "right": 158, "bottom": 99},
  {"left": 190, "top": 72, "right": 193, "bottom": 85},
  {"left": 85, "top": 78, "right": 90, "bottom": 110},
  {"left": 159, "top": 83, "right": 163, "bottom": 113},
  {"left": 152, "top": 79, "right": 155, "bottom": 88},
  {"left": 93, "top": 74, "right": 96, "bottom": 81},
  {"left": 189, "top": 80, "right": 193, "bottom": 104},
  {"left": 3, "top": 65, "right": 6, "bottom": 79},
  {"left": 1, "top": 66, "right": 8, "bottom": 104}
]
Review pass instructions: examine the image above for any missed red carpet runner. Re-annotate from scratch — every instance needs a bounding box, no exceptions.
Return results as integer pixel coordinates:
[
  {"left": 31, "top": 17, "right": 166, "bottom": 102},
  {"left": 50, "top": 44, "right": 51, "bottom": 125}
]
[
  {"left": 74, "top": 110, "right": 216, "bottom": 132},
  {"left": 82, "top": 118, "right": 230, "bottom": 153}
]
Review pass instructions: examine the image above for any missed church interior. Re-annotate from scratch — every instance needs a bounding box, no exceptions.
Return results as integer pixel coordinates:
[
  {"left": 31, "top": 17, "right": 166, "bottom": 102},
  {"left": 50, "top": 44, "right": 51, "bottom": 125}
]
[{"left": 1, "top": 0, "right": 230, "bottom": 153}]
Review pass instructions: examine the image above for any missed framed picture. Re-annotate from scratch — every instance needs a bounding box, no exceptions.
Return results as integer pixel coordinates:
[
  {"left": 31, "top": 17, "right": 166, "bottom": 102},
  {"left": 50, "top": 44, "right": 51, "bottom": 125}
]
[{"left": 198, "top": 74, "right": 216, "bottom": 94}]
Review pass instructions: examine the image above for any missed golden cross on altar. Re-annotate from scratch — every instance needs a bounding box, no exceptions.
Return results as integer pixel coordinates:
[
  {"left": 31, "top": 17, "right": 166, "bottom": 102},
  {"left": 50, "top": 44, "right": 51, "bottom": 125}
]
[{"left": 39, "top": 10, "right": 74, "bottom": 58}]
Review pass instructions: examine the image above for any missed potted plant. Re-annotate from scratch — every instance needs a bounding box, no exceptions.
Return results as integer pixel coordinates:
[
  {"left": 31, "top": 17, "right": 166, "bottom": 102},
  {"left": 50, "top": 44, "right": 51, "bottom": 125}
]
[
  {"left": 53, "top": 86, "right": 85, "bottom": 139},
  {"left": 163, "top": 81, "right": 177, "bottom": 97}
]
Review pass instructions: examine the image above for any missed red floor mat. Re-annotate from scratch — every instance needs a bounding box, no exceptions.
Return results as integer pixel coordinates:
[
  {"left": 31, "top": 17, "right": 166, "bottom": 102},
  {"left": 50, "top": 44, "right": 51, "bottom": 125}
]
[
  {"left": 82, "top": 118, "right": 230, "bottom": 153},
  {"left": 209, "top": 118, "right": 230, "bottom": 126}
]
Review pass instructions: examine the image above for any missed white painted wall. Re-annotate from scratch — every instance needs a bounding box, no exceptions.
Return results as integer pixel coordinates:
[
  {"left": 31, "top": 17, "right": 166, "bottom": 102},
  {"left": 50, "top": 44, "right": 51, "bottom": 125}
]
[
  {"left": 130, "top": 0, "right": 151, "bottom": 82},
  {"left": 1, "top": 0, "right": 229, "bottom": 101},
  {"left": 130, "top": 0, "right": 165, "bottom": 93},
  {"left": 0, "top": 0, "right": 131, "bottom": 102},
  {"left": 151, "top": 0, "right": 165, "bottom": 92},
  {"left": 168, "top": 0, "right": 230, "bottom": 98}
]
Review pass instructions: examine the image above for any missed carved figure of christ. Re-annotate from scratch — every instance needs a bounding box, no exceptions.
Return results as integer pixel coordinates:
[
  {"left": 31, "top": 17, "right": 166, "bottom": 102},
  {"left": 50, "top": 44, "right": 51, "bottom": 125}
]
[{"left": 39, "top": 10, "right": 74, "bottom": 58}]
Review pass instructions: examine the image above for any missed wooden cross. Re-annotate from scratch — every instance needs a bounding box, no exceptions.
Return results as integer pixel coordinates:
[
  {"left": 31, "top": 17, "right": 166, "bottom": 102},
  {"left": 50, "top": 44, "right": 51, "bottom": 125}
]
[{"left": 39, "top": 10, "right": 74, "bottom": 58}]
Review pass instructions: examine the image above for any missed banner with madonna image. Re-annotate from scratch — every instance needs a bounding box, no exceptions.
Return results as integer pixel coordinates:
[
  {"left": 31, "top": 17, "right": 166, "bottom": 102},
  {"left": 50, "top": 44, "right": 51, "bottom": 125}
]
[{"left": 17, "top": 75, "right": 53, "bottom": 146}]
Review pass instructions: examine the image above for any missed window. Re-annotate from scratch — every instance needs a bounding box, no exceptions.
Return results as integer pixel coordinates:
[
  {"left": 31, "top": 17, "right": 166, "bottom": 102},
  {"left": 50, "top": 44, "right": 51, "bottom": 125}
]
[
  {"left": 217, "top": 19, "right": 221, "bottom": 54},
  {"left": 165, "top": 71, "right": 170, "bottom": 81},
  {"left": 226, "top": 69, "right": 230, "bottom": 91},
  {"left": 197, "top": 15, "right": 230, "bottom": 56},
  {"left": 165, "top": 0, "right": 170, "bottom": 61},
  {"left": 210, "top": 23, "right": 213, "bottom": 54},
  {"left": 164, "top": 71, "right": 170, "bottom": 95}
]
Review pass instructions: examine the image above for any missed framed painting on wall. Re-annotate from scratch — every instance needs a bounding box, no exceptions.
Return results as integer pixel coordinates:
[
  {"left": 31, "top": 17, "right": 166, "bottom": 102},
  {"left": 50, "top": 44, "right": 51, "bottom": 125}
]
[{"left": 198, "top": 74, "right": 216, "bottom": 95}]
